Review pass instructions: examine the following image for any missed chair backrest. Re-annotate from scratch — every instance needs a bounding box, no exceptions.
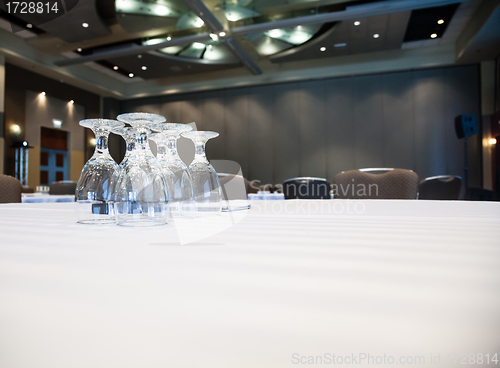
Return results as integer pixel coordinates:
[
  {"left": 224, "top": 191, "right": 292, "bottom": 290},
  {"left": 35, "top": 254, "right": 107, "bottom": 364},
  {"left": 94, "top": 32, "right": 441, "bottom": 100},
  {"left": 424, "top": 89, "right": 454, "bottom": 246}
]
[
  {"left": 49, "top": 181, "right": 77, "bottom": 195},
  {"left": 283, "top": 177, "right": 331, "bottom": 199},
  {"left": 0, "top": 174, "right": 22, "bottom": 203},
  {"left": 22, "top": 185, "right": 34, "bottom": 194},
  {"left": 418, "top": 175, "right": 462, "bottom": 200},
  {"left": 332, "top": 169, "right": 418, "bottom": 199}
]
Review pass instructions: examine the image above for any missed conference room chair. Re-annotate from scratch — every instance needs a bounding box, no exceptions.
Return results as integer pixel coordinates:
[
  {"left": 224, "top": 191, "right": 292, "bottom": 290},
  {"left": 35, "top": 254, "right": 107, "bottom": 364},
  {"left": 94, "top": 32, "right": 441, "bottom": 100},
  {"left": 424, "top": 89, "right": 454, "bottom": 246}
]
[
  {"left": 49, "top": 180, "right": 77, "bottom": 195},
  {"left": 332, "top": 168, "right": 419, "bottom": 199},
  {"left": 283, "top": 177, "right": 331, "bottom": 199},
  {"left": 0, "top": 174, "right": 22, "bottom": 203},
  {"left": 22, "top": 185, "right": 34, "bottom": 194},
  {"left": 418, "top": 175, "right": 462, "bottom": 200}
]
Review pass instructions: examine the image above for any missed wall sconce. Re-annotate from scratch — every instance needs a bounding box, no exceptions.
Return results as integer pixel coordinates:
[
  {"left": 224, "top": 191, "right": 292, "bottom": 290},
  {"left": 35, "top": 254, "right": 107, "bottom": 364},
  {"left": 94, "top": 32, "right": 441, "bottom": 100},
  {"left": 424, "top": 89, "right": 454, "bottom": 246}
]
[
  {"left": 53, "top": 119, "right": 62, "bottom": 129},
  {"left": 9, "top": 124, "right": 22, "bottom": 137},
  {"left": 489, "top": 138, "right": 497, "bottom": 146}
]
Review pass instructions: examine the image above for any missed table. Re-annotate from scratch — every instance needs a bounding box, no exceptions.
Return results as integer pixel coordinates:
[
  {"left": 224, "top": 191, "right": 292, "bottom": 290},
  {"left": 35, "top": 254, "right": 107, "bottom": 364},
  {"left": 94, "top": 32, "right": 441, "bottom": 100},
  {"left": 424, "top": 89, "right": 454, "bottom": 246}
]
[
  {"left": 0, "top": 200, "right": 499, "bottom": 368},
  {"left": 22, "top": 193, "right": 75, "bottom": 203}
]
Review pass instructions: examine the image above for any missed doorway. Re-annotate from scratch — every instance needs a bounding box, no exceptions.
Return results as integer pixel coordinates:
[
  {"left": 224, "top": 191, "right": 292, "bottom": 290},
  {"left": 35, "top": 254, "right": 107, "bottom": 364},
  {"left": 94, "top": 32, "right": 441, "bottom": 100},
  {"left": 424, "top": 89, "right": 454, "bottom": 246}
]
[{"left": 40, "top": 127, "right": 69, "bottom": 185}]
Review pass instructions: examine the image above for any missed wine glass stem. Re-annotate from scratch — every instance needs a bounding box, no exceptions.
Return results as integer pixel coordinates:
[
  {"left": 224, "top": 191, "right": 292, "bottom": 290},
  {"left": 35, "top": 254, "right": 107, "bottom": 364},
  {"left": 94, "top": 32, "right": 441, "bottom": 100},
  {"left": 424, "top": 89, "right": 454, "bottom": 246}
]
[
  {"left": 166, "top": 138, "right": 179, "bottom": 157},
  {"left": 194, "top": 141, "right": 208, "bottom": 163},
  {"left": 156, "top": 141, "right": 167, "bottom": 159},
  {"left": 94, "top": 132, "right": 109, "bottom": 154}
]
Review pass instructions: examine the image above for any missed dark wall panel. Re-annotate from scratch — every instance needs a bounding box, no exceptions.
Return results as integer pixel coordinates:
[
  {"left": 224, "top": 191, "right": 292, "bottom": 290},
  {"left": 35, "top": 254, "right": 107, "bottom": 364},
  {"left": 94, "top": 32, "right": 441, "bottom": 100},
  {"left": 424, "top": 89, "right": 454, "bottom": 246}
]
[
  {"left": 298, "top": 80, "right": 327, "bottom": 179},
  {"left": 273, "top": 83, "right": 300, "bottom": 184},
  {"left": 120, "top": 65, "right": 481, "bottom": 187},
  {"left": 225, "top": 89, "right": 249, "bottom": 177},
  {"left": 353, "top": 74, "right": 385, "bottom": 168},
  {"left": 413, "top": 69, "right": 447, "bottom": 180},
  {"left": 444, "top": 65, "right": 482, "bottom": 187},
  {"left": 248, "top": 86, "right": 274, "bottom": 184},
  {"left": 326, "top": 77, "right": 355, "bottom": 179},
  {"left": 382, "top": 72, "right": 415, "bottom": 170}
]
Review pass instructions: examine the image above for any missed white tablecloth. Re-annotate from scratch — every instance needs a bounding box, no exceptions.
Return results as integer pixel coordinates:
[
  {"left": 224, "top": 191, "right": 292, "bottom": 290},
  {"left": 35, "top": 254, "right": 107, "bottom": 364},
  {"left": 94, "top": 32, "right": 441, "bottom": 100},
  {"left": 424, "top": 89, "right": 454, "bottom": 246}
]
[
  {"left": 0, "top": 200, "right": 499, "bottom": 368},
  {"left": 22, "top": 193, "right": 75, "bottom": 203}
]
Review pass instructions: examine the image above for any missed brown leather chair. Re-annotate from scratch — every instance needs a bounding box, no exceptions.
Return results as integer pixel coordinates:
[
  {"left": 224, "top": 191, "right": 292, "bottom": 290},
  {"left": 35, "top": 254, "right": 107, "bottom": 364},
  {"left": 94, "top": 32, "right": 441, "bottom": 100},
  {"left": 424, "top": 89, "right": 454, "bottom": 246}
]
[
  {"left": 0, "top": 174, "right": 23, "bottom": 203},
  {"left": 418, "top": 175, "right": 462, "bottom": 200},
  {"left": 332, "top": 168, "right": 418, "bottom": 199},
  {"left": 49, "top": 180, "right": 77, "bottom": 195}
]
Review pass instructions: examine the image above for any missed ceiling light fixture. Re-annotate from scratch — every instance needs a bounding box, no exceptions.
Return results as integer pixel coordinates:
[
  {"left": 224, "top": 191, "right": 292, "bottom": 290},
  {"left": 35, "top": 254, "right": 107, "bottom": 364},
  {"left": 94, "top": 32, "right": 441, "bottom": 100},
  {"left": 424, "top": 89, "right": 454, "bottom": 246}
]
[
  {"left": 219, "top": 31, "right": 226, "bottom": 37},
  {"left": 167, "top": 36, "right": 171, "bottom": 41},
  {"left": 437, "top": 19, "right": 444, "bottom": 24},
  {"left": 77, "top": 48, "right": 82, "bottom": 52},
  {"left": 137, "top": 54, "right": 142, "bottom": 58},
  {"left": 113, "top": 66, "right": 119, "bottom": 70},
  {"left": 354, "top": 21, "right": 361, "bottom": 26},
  {"left": 489, "top": 138, "right": 497, "bottom": 145},
  {"left": 320, "top": 46, "right": 326, "bottom": 52},
  {"left": 69, "top": 100, "right": 74, "bottom": 104},
  {"left": 141, "top": 66, "right": 147, "bottom": 70},
  {"left": 26, "top": 23, "right": 33, "bottom": 28},
  {"left": 373, "top": 34, "right": 380, "bottom": 38},
  {"left": 41, "top": 91, "right": 46, "bottom": 96},
  {"left": 209, "top": 33, "right": 218, "bottom": 41},
  {"left": 430, "top": 33, "right": 437, "bottom": 38},
  {"left": 129, "top": 73, "right": 134, "bottom": 78},
  {"left": 82, "top": 23, "right": 89, "bottom": 28}
]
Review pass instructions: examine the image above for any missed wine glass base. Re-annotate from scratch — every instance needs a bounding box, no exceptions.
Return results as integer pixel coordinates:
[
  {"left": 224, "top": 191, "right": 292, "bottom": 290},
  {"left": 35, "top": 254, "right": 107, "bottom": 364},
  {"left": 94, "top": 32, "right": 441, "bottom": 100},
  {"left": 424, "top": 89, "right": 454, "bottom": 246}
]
[{"left": 77, "top": 218, "right": 117, "bottom": 225}]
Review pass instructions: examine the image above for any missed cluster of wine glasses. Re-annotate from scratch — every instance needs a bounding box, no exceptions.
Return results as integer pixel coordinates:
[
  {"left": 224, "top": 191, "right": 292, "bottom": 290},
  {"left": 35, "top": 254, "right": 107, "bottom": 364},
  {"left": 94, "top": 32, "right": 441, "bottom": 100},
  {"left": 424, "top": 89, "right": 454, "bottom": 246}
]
[{"left": 75, "top": 113, "right": 222, "bottom": 226}]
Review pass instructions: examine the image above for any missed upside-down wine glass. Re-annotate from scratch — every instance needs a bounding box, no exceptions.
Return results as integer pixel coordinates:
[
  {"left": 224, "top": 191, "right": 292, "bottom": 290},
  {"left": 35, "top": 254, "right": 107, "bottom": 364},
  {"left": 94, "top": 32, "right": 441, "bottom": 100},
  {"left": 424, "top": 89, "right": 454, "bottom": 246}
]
[
  {"left": 151, "top": 123, "right": 196, "bottom": 217},
  {"left": 76, "top": 119, "right": 124, "bottom": 224},
  {"left": 113, "top": 113, "right": 169, "bottom": 226},
  {"left": 181, "top": 131, "right": 222, "bottom": 214}
]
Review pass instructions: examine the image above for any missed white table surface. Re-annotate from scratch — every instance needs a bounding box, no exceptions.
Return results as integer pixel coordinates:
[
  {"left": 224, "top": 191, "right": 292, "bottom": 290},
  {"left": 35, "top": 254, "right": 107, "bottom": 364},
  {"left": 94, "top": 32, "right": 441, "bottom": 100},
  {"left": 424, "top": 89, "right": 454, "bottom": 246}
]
[
  {"left": 0, "top": 200, "right": 499, "bottom": 368},
  {"left": 21, "top": 193, "right": 75, "bottom": 203}
]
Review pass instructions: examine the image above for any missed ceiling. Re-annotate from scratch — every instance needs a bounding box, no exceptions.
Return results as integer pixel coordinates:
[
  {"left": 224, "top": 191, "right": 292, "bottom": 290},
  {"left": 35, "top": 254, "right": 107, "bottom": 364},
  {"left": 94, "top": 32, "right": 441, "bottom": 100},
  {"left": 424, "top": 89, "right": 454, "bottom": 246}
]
[{"left": 0, "top": 0, "right": 499, "bottom": 99}]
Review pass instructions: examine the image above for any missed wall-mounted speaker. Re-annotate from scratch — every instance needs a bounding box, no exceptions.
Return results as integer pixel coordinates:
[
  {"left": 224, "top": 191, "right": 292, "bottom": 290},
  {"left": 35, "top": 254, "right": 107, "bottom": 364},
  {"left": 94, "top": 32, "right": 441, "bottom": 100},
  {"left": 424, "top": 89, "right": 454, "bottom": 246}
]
[{"left": 455, "top": 114, "right": 478, "bottom": 139}]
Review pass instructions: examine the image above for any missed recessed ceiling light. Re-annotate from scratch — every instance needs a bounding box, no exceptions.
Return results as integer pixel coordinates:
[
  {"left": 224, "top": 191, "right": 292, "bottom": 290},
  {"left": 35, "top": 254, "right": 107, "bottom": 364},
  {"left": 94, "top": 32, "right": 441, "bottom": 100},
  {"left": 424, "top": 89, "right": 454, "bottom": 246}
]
[
  {"left": 320, "top": 46, "right": 326, "bottom": 52},
  {"left": 69, "top": 100, "right": 74, "bottom": 104},
  {"left": 82, "top": 23, "right": 89, "bottom": 28},
  {"left": 141, "top": 66, "right": 147, "bottom": 70},
  {"left": 137, "top": 54, "right": 142, "bottom": 58},
  {"left": 167, "top": 36, "right": 172, "bottom": 41},
  {"left": 26, "top": 23, "right": 33, "bottom": 28},
  {"left": 354, "top": 21, "right": 361, "bottom": 26},
  {"left": 437, "top": 19, "right": 444, "bottom": 24},
  {"left": 129, "top": 73, "right": 134, "bottom": 78},
  {"left": 77, "top": 48, "right": 82, "bottom": 52},
  {"left": 113, "top": 65, "right": 119, "bottom": 70},
  {"left": 373, "top": 33, "right": 380, "bottom": 38},
  {"left": 430, "top": 33, "right": 438, "bottom": 38},
  {"left": 219, "top": 31, "right": 226, "bottom": 37}
]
